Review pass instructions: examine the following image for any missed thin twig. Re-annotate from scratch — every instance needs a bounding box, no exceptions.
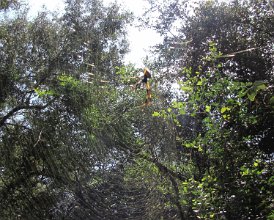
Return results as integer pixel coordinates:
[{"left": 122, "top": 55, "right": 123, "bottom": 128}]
[{"left": 33, "top": 130, "right": 43, "bottom": 148}]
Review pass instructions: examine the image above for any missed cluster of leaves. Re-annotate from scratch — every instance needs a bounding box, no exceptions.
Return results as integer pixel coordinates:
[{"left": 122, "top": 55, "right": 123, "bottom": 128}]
[
  {"left": 1, "top": 0, "right": 274, "bottom": 219},
  {"left": 127, "top": 0, "right": 274, "bottom": 219},
  {"left": 0, "top": 0, "right": 18, "bottom": 10},
  {"left": 0, "top": 1, "right": 141, "bottom": 219},
  {"left": 160, "top": 43, "right": 273, "bottom": 219}
]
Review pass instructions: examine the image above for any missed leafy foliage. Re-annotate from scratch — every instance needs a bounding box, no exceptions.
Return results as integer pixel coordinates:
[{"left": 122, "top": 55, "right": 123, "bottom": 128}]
[
  {"left": 0, "top": 0, "right": 273, "bottom": 219},
  {"left": 138, "top": 0, "right": 274, "bottom": 219}
]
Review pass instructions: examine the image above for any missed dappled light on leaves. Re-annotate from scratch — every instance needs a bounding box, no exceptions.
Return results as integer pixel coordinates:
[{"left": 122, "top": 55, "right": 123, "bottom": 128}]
[{"left": 0, "top": 0, "right": 273, "bottom": 219}]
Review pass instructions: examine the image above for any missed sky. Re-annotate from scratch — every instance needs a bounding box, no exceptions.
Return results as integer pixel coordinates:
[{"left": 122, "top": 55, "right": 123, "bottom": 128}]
[{"left": 27, "top": 0, "right": 162, "bottom": 66}]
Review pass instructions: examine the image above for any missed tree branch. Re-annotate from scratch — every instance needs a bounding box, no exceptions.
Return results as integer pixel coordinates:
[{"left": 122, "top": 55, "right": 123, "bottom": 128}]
[
  {"left": 0, "top": 99, "right": 56, "bottom": 128},
  {"left": 33, "top": 130, "right": 43, "bottom": 148},
  {"left": 140, "top": 153, "right": 186, "bottom": 219},
  {"left": 140, "top": 154, "right": 186, "bottom": 182},
  {"left": 169, "top": 175, "right": 186, "bottom": 220}
]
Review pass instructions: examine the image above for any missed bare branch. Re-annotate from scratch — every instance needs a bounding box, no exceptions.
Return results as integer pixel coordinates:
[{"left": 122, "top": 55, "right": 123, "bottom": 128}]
[
  {"left": 33, "top": 130, "right": 43, "bottom": 148},
  {"left": 0, "top": 99, "right": 56, "bottom": 128}
]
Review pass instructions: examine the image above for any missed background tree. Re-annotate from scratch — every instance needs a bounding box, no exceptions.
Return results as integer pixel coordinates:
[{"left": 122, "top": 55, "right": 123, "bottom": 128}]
[
  {"left": 134, "top": 0, "right": 274, "bottom": 219},
  {"left": 1, "top": 0, "right": 273, "bottom": 219},
  {"left": 0, "top": 0, "right": 18, "bottom": 10},
  {"left": 0, "top": 0, "right": 138, "bottom": 219}
]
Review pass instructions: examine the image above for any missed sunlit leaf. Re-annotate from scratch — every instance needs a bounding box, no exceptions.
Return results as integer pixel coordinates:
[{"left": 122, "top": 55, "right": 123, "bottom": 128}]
[
  {"left": 221, "top": 106, "right": 230, "bottom": 113},
  {"left": 181, "top": 86, "right": 193, "bottom": 92},
  {"left": 152, "top": 111, "right": 160, "bottom": 117},
  {"left": 205, "top": 105, "right": 211, "bottom": 112}
]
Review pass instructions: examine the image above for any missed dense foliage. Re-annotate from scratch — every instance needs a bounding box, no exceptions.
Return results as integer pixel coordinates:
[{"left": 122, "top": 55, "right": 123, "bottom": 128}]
[{"left": 0, "top": 0, "right": 273, "bottom": 219}]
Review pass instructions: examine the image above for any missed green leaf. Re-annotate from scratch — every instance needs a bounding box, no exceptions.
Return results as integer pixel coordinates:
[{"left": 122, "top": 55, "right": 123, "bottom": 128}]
[
  {"left": 238, "top": 89, "right": 247, "bottom": 98},
  {"left": 241, "top": 167, "right": 250, "bottom": 176},
  {"left": 256, "top": 84, "right": 266, "bottom": 90},
  {"left": 181, "top": 199, "right": 188, "bottom": 205},
  {"left": 247, "top": 92, "right": 256, "bottom": 102},
  {"left": 179, "top": 109, "right": 186, "bottom": 115},
  {"left": 253, "top": 80, "right": 267, "bottom": 87},
  {"left": 205, "top": 105, "right": 211, "bottom": 112},
  {"left": 221, "top": 106, "right": 230, "bottom": 113},
  {"left": 152, "top": 112, "right": 160, "bottom": 117},
  {"left": 269, "top": 96, "right": 274, "bottom": 106},
  {"left": 221, "top": 107, "right": 226, "bottom": 113},
  {"left": 247, "top": 81, "right": 267, "bottom": 101},
  {"left": 181, "top": 86, "right": 193, "bottom": 92},
  {"left": 268, "top": 176, "right": 274, "bottom": 186},
  {"left": 34, "top": 88, "right": 55, "bottom": 97}
]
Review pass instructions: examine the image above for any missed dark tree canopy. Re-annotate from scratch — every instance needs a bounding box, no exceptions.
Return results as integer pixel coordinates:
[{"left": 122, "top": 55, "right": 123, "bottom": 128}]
[{"left": 0, "top": 0, "right": 273, "bottom": 219}]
